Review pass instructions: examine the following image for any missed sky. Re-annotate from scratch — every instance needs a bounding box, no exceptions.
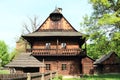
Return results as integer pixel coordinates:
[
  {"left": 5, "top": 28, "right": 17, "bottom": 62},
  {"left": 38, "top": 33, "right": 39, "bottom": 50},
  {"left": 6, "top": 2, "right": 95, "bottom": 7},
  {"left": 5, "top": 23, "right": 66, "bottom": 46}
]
[{"left": 0, "top": 0, "right": 93, "bottom": 50}]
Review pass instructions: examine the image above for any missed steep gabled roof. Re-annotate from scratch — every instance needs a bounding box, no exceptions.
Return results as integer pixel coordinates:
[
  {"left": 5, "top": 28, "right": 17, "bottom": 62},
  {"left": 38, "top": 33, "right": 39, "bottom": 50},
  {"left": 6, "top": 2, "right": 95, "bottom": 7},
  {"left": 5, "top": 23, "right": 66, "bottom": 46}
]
[
  {"left": 35, "top": 8, "right": 78, "bottom": 32},
  {"left": 5, "top": 53, "right": 45, "bottom": 68},
  {"left": 94, "top": 51, "right": 120, "bottom": 65}
]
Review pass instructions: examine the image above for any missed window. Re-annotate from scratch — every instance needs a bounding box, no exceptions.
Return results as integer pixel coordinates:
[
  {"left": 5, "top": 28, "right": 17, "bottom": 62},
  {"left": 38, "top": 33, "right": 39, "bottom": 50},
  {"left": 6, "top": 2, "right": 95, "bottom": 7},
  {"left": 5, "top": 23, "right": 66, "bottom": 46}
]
[
  {"left": 46, "top": 43, "right": 51, "bottom": 49},
  {"left": 46, "top": 64, "right": 51, "bottom": 70},
  {"left": 61, "top": 43, "right": 66, "bottom": 49},
  {"left": 62, "top": 64, "right": 67, "bottom": 70}
]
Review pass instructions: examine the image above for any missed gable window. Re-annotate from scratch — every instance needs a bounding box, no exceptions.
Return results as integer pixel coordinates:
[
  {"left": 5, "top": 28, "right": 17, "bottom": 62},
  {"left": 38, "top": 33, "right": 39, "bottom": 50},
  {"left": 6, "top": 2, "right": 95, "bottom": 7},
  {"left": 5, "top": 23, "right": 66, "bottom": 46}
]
[
  {"left": 62, "top": 64, "right": 67, "bottom": 70},
  {"left": 46, "top": 64, "right": 51, "bottom": 70},
  {"left": 61, "top": 43, "right": 66, "bottom": 49},
  {"left": 46, "top": 43, "right": 51, "bottom": 49}
]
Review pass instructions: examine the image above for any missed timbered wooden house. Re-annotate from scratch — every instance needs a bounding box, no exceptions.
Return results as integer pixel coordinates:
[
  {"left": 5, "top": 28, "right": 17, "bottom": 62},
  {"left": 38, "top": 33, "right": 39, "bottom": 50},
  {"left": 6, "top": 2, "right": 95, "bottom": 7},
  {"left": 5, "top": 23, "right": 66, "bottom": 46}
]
[
  {"left": 6, "top": 8, "right": 94, "bottom": 75},
  {"left": 94, "top": 51, "right": 120, "bottom": 73}
]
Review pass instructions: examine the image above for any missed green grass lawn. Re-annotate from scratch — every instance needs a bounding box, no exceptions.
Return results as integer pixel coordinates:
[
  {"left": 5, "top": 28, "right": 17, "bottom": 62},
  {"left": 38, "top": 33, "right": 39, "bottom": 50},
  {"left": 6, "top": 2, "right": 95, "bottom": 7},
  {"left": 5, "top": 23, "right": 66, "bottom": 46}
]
[
  {"left": 63, "top": 74, "right": 120, "bottom": 80},
  {"left": 0, "top": 70, "right": 10, "bottom": 74}
]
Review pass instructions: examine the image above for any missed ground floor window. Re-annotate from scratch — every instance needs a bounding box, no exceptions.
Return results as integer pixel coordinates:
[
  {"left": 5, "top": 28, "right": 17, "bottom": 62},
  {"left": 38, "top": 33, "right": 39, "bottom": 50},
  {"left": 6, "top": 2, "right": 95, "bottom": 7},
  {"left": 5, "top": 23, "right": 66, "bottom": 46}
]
[
  {"left": 46, "top": 64, "right": 51, "bottom": 70},
  {"left": 62, "top": 64, "right": 67, "bottom": 70}
]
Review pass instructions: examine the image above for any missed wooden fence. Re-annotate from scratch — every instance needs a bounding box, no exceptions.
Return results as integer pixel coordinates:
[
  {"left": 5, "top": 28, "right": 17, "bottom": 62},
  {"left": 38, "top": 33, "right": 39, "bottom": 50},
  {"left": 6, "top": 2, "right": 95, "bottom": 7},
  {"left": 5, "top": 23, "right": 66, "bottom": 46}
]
[{"left": 0, "top": 71, "right": 57, "bottom": 80}]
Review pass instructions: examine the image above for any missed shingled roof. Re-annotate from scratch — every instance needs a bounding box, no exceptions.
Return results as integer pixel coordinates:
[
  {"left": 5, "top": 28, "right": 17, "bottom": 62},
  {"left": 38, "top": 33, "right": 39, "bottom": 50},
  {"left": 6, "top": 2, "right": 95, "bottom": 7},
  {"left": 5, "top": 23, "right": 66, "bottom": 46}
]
[
  {"left": 6, "top": 53, "right": 45, "bottom": 68},
  {"left": 94, "top": 51, "right": 119, "bottom": 65}
]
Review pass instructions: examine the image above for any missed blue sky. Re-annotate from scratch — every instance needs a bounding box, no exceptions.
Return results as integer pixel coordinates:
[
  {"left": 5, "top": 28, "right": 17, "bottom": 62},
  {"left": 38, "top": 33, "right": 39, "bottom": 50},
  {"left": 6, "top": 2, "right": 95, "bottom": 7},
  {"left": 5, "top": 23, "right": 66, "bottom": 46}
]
[{"left": 0, "top": 0, "right": 93, "bottom": 50}]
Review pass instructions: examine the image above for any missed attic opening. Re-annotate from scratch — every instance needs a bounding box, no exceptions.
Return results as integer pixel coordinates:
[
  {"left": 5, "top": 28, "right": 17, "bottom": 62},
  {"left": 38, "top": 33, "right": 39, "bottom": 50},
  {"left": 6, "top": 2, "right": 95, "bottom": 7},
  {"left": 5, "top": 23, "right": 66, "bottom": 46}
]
[{"left": 50, "top": 13, "right": 63, "bottom": 21}]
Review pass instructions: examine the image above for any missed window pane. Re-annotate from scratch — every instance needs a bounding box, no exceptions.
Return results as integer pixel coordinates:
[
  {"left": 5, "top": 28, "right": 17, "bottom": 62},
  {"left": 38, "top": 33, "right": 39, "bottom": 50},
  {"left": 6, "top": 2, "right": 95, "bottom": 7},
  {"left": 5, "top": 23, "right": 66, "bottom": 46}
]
[
  {"left": 62, "top": 64, "right": 67, "bottom": 70},
  {"left": 46, "top": 43, "right": 51, "bottom": 49},
  {"left": 61, "top": 43, "right": 66, "bottom": 49},
  {"left": 46, "top": 64, "right": 50, "bottom": 70}
]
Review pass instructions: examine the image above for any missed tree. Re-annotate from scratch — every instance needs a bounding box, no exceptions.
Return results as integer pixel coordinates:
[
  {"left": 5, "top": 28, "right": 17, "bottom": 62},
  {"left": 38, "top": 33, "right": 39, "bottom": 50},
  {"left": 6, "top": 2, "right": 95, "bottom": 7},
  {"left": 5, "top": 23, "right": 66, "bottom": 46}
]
[
  {"left": 22, "top": 16, "right": 40, "bottom": 34},
  {"left": 89, "top": 0, "right": 120, "bottom": 32},
  {"left": 16, "top": 16, "right": 40, "bottom": 53},
  {"left": 0, "top": 40, "right": 9, "bottom": 66},
  {"left": 81, "top": 0, "right": 120, "bottom": 59}
]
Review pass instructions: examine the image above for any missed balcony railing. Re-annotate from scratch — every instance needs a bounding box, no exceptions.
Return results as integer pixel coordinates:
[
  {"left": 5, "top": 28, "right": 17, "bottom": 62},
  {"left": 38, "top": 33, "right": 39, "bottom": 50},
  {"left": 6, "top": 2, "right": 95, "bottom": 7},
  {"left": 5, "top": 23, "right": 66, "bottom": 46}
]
[{"left": 26, "top": 48, "right": 83, "bottom": 56}]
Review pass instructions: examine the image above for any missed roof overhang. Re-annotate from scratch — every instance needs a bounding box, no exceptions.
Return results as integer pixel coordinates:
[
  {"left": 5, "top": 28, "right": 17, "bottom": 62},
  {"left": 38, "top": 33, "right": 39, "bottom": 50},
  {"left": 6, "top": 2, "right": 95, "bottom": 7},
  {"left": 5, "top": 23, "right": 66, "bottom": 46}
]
[{"left": 22, "top": 32, "right": 84, "bottom": 37}]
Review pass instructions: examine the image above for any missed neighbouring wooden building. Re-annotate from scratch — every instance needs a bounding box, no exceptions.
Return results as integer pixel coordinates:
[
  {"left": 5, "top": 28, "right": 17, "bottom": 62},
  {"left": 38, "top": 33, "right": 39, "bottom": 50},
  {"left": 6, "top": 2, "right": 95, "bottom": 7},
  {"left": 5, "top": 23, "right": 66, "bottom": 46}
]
[
  {"left": 6, "top": 8, "right": 94, "bottom": 75},
  {"left": 6, "top": 53, "right": 45, "bottom": 73},
  {"left": 94, "top": 51, "right": 120, "bottom": 74}
]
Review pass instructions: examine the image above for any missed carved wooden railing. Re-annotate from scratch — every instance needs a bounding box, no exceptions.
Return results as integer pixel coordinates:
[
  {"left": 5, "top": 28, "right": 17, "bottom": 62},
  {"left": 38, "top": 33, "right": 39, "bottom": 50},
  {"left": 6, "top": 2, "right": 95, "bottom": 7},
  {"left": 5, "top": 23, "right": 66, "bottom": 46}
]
[{"left": 26, "top": 48, "right": 83, "bottom": 56}]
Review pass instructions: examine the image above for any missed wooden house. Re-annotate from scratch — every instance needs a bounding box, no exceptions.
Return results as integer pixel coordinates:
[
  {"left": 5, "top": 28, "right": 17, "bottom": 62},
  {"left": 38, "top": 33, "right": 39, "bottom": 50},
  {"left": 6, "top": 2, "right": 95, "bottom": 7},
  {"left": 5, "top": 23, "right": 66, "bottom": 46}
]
[
  {"left": 6, "top": 53, "right": 45, "bottom": 73},
  {"left": 94, "top": 51, "right": 120, "bottom": 73},
  {"left": 6, "top": 8, "right": 94, "bottom": 75}
]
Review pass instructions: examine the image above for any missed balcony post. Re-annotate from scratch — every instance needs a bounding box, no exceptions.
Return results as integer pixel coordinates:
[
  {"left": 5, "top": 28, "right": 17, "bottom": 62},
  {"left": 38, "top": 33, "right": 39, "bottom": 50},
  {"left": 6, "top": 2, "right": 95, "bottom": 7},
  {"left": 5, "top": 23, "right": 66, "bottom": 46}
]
[
  {"left": 56, "top": 38, "right": 59, "bottom": 70},
  {"left": 56, "top": 38, "right": 59, "bottom": 54}
]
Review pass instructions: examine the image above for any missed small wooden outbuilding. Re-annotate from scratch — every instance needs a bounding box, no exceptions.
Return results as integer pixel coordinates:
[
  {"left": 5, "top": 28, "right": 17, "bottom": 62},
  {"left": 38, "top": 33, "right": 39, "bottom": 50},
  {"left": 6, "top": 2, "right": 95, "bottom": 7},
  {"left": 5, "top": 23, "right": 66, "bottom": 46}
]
[
  {"left": 5, "top": 53, "right": 45, "bottom": 73},
  {"left": 94, "top": 51, "right": 120, "bottom": 73}
]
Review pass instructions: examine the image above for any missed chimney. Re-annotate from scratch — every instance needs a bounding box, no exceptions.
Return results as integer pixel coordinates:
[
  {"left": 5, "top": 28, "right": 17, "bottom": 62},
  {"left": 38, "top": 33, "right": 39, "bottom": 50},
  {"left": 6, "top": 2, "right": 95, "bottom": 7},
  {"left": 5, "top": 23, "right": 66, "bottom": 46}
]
[{"left": 58, "top": 8, "right": 62, "bottom": 13}]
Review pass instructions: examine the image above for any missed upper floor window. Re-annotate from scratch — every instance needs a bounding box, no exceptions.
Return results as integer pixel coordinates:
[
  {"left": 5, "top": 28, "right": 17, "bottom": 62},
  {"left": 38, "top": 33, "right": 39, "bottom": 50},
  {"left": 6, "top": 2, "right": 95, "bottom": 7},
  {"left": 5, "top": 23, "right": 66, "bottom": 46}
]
[
  {"left": 46, "top": 64, "right": 51, "bottom": 70},
  {"left": 62, "top": 64, "right": 67, "bottom": 70},
  {"left": 46, "top": 43, "right": 51, "bottom": 49},
  {"left": 61, "top": 43, "right": 66, "bottom": 49}
]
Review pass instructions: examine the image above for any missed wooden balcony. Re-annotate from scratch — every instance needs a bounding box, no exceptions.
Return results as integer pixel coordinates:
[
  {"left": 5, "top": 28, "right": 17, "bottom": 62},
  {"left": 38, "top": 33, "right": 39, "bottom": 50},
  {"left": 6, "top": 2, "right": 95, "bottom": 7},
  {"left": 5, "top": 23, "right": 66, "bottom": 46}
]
[{"left": 26, "top": 48, "right": 84, "bottom": 56}]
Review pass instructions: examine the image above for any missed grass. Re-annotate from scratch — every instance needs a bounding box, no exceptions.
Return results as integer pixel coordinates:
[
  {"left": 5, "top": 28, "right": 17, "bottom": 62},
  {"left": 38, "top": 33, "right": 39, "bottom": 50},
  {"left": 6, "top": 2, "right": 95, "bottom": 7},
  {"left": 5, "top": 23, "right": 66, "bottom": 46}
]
[
  {"left": 0, "top": 70, "right": 10, "bottom": 74},
  {"left": 63, "top": 74, "right": 120, "bottom": 80}
]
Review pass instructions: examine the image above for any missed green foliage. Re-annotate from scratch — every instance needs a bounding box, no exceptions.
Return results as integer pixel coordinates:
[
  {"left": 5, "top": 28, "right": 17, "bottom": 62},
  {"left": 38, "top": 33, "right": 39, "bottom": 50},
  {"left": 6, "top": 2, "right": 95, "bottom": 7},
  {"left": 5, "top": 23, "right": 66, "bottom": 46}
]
[
  {"left": 9, "top": 49, "right": 18, "bottom": 61},
  {"left": 90, "top": 0, "right": 111, "bottom": 8},
  {"left": 0, "top": 40, "right": 17, "bottom": 67},
  {"left": 0, "top": 40, "right": 9, "bottom": 66},
  {"left": 63, "top": 74, "right": 120, "bottom": 80},
  {"left": 53, "top": 75, "right": 63, "bottom": 80},
  {"left": 98, "top": 14, "right": 120, "bottom": 25},
  {"left": 0, "top": 70, "right": 10, "bottom": 74},
  {"left": 87, "top": 32, "right": 111, "bottom": 59},
  {"left": 89, "top": 0, "right": 120, "bottom": 30},
  {"left": 110, "top": 32, "right": 120, "bottom": 56}
]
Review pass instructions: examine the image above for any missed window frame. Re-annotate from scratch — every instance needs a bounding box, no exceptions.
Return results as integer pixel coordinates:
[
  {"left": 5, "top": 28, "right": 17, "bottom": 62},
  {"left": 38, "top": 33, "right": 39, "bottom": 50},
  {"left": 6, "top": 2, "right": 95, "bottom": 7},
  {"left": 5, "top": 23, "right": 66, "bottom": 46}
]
[
  {"left": 61, "top": 43, "right": 66, "bottom": 49},
  {"left": 62, "top": 64, "right": 67, "bottom": 70},
  {"left": 46, "top": 64, "right": 51, "bottom": 70},
  {"left": 45, "top": 43, "right": 51, "bottom": 49}
]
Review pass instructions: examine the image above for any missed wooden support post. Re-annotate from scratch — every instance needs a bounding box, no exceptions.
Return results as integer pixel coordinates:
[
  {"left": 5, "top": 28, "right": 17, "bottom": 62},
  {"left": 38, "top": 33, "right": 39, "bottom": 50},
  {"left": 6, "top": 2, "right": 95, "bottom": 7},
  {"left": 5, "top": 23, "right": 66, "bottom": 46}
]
[
  {"left": 56, "top": 38, "right": 59, "bottom": 71},
  {"left": 50, "top": 71, "right": 52, "bottom": 80},
  {"left": 41, "top": 73, "right": 44, "bottom": 80},
  {"left": 56, "top": 38, "right": 59, "bottom": 54},
  {"left": 27, "top": 73, "right": 31, "bottom": 80},
  {"left": 56, "top": 70, "right": 58, "bottom": 79}
]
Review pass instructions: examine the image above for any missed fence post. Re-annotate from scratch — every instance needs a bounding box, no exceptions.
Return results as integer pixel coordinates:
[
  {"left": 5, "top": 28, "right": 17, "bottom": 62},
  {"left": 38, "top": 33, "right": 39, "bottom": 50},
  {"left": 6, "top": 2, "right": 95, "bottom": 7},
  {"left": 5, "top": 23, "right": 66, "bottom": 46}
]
[
  {"left": 56, "top": 70, "right": 58, "bottom": 79},
  {"left": 27, "top": 73, "right": 31, "bottom": 80},
  {"left": 50, "top": 71, "right": 52, "bottom": 80},
  {"left": 41, "top": 73, "right": 44, "bottom": 80}
]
